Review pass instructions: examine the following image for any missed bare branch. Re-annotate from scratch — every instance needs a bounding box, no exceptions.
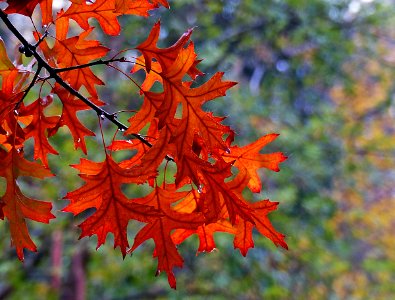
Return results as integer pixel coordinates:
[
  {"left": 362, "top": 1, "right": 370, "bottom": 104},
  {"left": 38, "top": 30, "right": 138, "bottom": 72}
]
[
  {"left": 15, "top": 65, "right": 42, "bottom": 110},
  {"left": 54, "top": 57, "right": 126, "bottom": 73}
]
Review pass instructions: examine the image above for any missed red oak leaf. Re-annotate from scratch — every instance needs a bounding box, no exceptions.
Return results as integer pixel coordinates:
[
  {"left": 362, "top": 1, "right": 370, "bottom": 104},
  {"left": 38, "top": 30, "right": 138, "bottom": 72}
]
[
  {"left": 52, "top": 27, "right": 109, "bottom": 97},
  {"left": 233, "top": 217, "right": 255, "bottom": 256},
  {"left": 251, "top": 200, "right": 288, "bottom": 249},
  {"left": 58, "top": 0, "right": 161, "bottom": 36},
  {"left": 63, "top": 155, "right": 160, "bottom": 256},
  {"left": 150, "top": 0, "right": 169, "bottom": 8},
  {"left": 131, "top": 55, "right": 163, "bottom": 94},
  {"left": 39, "top": 0, "right": 53, "bottom": 25},
  {"left": 129, "top": 32, "right": 234, "bottom": 158},
  {"left": 107, "top": 139, "right": 150, "bottom": 168},
  {"left": 125, "top": 91, "right": 163, "bottom": 134},
  {"left": 169, "top": 73, "right": 236, "bottom": 157},
  {"left": 0, "top": 37, "right": 30, "bottom": 96},
  {"left": 51, "top": 85, "right": 105, "bottom": 154},
  {"left": 108, "top": 119, "right": 159, "bottom": 168},
  {"left": 0, "top": 0, "right": 288, "bottom": 289},
  {"left": 0, "top": 38, "right": 19, "bottom": 93},
  {"left": 19, "top": 96, "right": 59, "bottom": 167},
  {"left": 136, "top": 21, "right": 201, "bottom": 76},
  {"left": 4, "top": 0, "right": 53, "bottom": 24},
  {"left": 115, "top": 0, "right": 156, "bottom": 15},
  {"left": 130, "top": 186, "right": 204, "bottom": 289},
  {"left": 222, "top": 134, "right": 288, "bottom": 192},
  {"left": 171, "top": 178, "right": 234, "bottom": 254},
  {"left": 58, "top": 0, "right": 122, "bottom": 36},
  {"left": 176, "top": 153, "right": 253, "bottom": 224},
  {"left": 0, "top": 92, "right": 22, "bottom": 121},
  {"left": 0, "top": 112, "right": 26, "bottom": 152},
  {"left": 233, "top": 200, "right": 288, "bottom": 256},
  {"left": 172, "top": 220, "right": 236, "bottom": 254},
  {"left": 139, "top": 121, "right": 178, "bottom": 172},
  {"left": 0, "top": 148, "right": 54, "bottom": 260}
]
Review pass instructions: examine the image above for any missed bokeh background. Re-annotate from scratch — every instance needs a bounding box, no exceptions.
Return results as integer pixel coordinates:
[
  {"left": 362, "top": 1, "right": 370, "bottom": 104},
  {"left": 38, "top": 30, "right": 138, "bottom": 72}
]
[{"left": 1, "top": 0, "right": 395, "bottom": 299}]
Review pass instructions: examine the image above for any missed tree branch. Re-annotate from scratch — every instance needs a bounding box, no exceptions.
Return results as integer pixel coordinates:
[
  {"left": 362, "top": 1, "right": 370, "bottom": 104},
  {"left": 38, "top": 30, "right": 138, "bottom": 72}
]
[
  {"left": 15, "top": 65, "right": 42, "bottom": 110},
  {"left": 0, "top": 9, "right": 174, "bottom": 162},
  {"left": 54, "top": 57, "right": 126, "bottom": 73}
]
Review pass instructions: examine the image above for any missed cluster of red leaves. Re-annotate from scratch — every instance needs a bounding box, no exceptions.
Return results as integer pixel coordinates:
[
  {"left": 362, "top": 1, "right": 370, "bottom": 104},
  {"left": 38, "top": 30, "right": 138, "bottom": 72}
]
[{"left": 0, "top": 0, "right": 287, "bottom": 288}]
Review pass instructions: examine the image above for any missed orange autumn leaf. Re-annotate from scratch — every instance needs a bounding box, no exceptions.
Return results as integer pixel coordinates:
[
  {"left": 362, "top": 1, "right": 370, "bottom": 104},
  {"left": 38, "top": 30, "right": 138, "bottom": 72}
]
[
  {"left": 233, "top": 200, "right": 288, "bottom": 256},
  {"left": 0, "top": 38, "right": 19, "bottom": 93},
  {"left": 127, "top": 25, "right": 235, "bottom": 161},
  {"left": 34, "top": 21, "right": 106, "bottom": 96},
  {"left": 19, "top": 96, "right": 59, "bottom": 167},
  {"left": 130, "top": 186, "right": 205, "bottom": 288},
  {"left": 135, "top": 21, "right": 200, "bottom": 76},
  {"left": 51, "top": 85, "right": 105, "bottom": 154},
  {"left": 0, "top": 148, "right": 54, "bottom": 260},
  {"left": 150, "top": 0, "right": 169, "bottom": 9},
  {"left": 58, "top": 0, "right": 163, "bottom": 36},
  {"left": 172, "top": 220, "right": 236, "bottom": 254},
  {"left": 0, "top": 37, "right": 29, "bottom": 95},
  {"left": 114, "top": 0, "right": 156, "bottom": 15},
  {"left": 63, "top": 155, "right": 160, "bottom": 256},
  {"left": 0, "top": 2, "right": 287, "bottom": 289},
  {"left": 222, "top": 133, "right": 287, "bottom": 193},
  {"left": 58, "top": 0, "right": 122, "bottom": 36},
  {"left": 4, "top": 0, "right": 53, "bottom": 24},
  {"left": 49, "top": 27, "right": 109, "bottom": 97}
]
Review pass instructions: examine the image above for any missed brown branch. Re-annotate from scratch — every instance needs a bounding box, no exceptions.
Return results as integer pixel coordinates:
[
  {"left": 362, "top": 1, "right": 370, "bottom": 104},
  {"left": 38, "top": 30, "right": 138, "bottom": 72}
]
[
  {"left": 15, "top": 65, "right": 42, "bottom": 110},
  {"left": 54, "top": 57, "right": 126, "bottom": 73},
  {"left": 0, "top": 9, "right": 174, "bottom": 162}
]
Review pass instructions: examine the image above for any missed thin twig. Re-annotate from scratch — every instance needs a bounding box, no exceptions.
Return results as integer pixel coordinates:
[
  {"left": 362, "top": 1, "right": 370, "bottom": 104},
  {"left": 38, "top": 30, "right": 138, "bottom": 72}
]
[
  {"left": 33, "top": 30, "right": 49, "bottom": 48},
  {"left": 54, "top": 58, "right": 126, "bottom": 73},
  {"left": 15, "top": 65, "right": 43, "bottom": 110}
]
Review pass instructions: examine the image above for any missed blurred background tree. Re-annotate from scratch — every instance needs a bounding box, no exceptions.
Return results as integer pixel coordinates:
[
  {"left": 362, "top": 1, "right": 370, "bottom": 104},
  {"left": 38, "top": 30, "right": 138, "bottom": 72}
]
[{"left": 0, "top": 0, "right": 394, "bottom": 299}]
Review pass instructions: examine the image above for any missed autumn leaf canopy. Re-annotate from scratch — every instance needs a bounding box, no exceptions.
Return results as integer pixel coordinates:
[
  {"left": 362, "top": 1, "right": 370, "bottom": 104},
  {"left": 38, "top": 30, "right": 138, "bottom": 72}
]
[{"left": 0, "top": 0, "right": 287, "bottom": 288}]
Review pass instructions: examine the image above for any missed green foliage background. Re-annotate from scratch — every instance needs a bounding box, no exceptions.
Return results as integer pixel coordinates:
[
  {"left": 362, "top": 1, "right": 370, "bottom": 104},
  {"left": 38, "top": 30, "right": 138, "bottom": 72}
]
[{"left": 1, "top": 0, "right": 394, "bottom": 299}]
